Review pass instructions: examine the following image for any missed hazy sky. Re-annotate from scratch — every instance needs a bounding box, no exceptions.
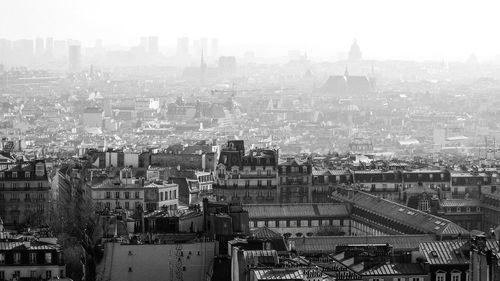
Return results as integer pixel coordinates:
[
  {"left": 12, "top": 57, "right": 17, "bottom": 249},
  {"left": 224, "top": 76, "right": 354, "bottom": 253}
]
[{"left": 1, "top": 0, "right": 499, "bottom": 60}]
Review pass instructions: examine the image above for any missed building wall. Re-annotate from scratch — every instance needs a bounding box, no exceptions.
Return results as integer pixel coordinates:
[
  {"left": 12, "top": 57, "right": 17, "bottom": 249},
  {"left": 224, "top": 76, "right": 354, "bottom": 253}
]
[
  {"left": 91, "top": 188, "right": 145, "bottom": 211},
  {"left": 104, "top": 241, "right": 218, "bottom": 281},
  {"left": 249, "top": 218, "right": 350, "bottom": 237},
  {"left": 0, "top": 162, "right": 51, "bottom": 226},
  {"left": 150, "top": 154, "right": 204, "bottom": 170},
  {"left": 0, "top": 265, "right": 65, "bottom": 280},
  {"left": 361, "top": 274, "right": 429, "bottom": 281}
]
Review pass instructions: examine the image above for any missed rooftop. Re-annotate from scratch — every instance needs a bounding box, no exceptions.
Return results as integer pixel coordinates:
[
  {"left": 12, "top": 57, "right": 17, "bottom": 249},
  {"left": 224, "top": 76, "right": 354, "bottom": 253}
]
[{"left": 243, "top": 203, "right": 350, "bottom": 219}]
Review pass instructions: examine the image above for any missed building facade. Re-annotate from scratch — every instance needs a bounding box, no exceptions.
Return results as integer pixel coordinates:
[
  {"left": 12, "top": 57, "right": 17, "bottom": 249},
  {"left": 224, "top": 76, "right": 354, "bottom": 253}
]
[{"left": 0, "top": 160, "right": 51, "bottom": 226}]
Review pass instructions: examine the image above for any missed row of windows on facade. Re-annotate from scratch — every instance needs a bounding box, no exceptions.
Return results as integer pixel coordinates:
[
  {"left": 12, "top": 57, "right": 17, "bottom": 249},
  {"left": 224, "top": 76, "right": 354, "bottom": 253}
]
[
  {"left": 444, "top": 206, "right": 481, "bottom": 213},
  {"left": 230, "top": 180, "right": 274, "bottom": 187},
  {"left": 358, "top": 183, "right": 449, "bottom": 189},
  {"left": 0, "top": 170, "right": 44, "bottom": 179},
  {"left": 0, "top": 269, "right": 63, "bottom": 280},
  {"left": 280, "top": 166, "right": 309, "bottom": 173},
  {"left": 0, "top": 165, "right": 45, "bottom": 179},
  {"left": 198, "top": 175, "right": 213, "bottom": 182},
  {"left": 280, "top": 177, "right": 309, "bottom": 185},
  {"left": 104, "top": 190, "right": 177, "bottom": 200},
  {"left": 368, "top": 278, "right": 425, "bottom": 281},
  {"left": 0, "top": 252, "right": 54, "bottom": 264},
  {"left": 98, "top": 201, "right": 141, "bottom": 210},
  {"left": 250, "top": 218, "right": 345, "bottom": 228},
  {"left": 230, "top": 169, "right": 275, "bottom": 175},
  {"left": 0, "top": 192, "right": 45, "bottom": 200},
  {"left": 0, "top": 182, "right": 45, "bottom": 189}
]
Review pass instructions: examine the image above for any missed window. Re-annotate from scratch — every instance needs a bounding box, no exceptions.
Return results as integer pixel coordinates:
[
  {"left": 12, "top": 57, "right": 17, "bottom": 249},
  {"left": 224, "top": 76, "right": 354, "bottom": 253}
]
[
  {"left": 38, "top": 182, "right": 43, "bottom": 189},
  {"left": 25, "top": 171, "right": 30, "bottom": 178},
  {"left": 245, "top": 180, "right": 250, "bottom": 187},
  {"left": 451, "top": 271, "right": 461, "bottom": 281},
  {"left": 393, "top": 278, "right": 405, "bottom": 281},
  {"left": 31, "top": 270, "right": 37, "bottom": 278},
  {"left": 0, "top": 253, "right": 4, "bottom": 264},
  {"left": 14, "top": 252, "right": 21, "bottom": 264},
  {"left": 257, "top": 180, "right": 262, "bottom": 187},
  {"left": 12, "top": 172, "right": 17, "bottom": 178},
  {"left": 46, "top": 270, "right": 52, "bottom": 279},
  {"left": 410, "top": 278, "right": 423, "bottom": 281},
  {"left": 45, "top": 252, "right": 52, "bottom": 264},
  {"left": 14, "top": 271, "right": 20, "bottom": 278},
  {"left": 418, "top": 199, "right": 429, "bottom": 212},
  {"left": 125, "top": 202, "right": 130, "bottom": 209},
  {"left": 105, "top": 192, "right": 110, "bottom": 199},
  {"left": 135, "top": 191, "right": 140, "bottom": 199},
  {"left": 267, "top": 180, "right": 272, "bottom": 187},
  {"left": 0, "top": 272, "right": 4, "bottom": 280},
  {"left": 105, "top": 202, "right": 110, "bottom": 209},
  {"left": 25, "top": 182, "right": 30, "bottom": 189},
  {"left": 0, "top": 172, "right": 3, "bottom": 178},
  {"left": 173, "top": 190, "right": 176, "bottom": 199},
  {"left": 125, "top": 192, "right": 130, "bottom": 199},
  {"left": 0, "top": 183, "right": 4, "bottom": 189},
  {"left": 160, "top": 192, "right": 164, "bottom": 201},
  {"left": 115, "top": 191, "right": 120, "bottom": 199},
  {"left": 267, "top": 170, "right": 272, "bottom": 176},
  {"left": 30, "top": 252, "right": 37, "bottom": 264},
  {"left": 436, "top": 272, "right": 446, "bottom": 281}
]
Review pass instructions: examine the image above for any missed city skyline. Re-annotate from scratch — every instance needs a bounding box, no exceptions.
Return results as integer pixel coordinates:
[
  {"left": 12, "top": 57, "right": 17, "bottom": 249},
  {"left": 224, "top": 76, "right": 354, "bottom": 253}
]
[{"left": 2, "top": 0, "right": 500, "bottom": 61}]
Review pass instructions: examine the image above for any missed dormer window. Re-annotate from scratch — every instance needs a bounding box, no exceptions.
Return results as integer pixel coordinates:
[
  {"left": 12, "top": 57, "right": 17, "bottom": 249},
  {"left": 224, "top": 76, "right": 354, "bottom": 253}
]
[{"left": 35, "top": 163, "right": 45, "bottom": 177}]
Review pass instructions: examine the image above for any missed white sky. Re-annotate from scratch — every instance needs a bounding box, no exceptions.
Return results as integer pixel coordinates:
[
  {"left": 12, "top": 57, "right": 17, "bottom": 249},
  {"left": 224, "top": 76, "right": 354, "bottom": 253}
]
[{"left": 1, "top": 0, "right": 499, "bottom": 60}]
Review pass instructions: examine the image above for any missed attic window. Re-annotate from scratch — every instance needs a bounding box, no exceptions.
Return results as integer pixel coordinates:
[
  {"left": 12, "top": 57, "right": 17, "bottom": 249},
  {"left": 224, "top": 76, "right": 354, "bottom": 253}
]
[
  {"left": 430, "top": 251, "right": 438, "bottom": 258},
  {"left": 434, "top": 226, "right": 441, "bottom": 230}
]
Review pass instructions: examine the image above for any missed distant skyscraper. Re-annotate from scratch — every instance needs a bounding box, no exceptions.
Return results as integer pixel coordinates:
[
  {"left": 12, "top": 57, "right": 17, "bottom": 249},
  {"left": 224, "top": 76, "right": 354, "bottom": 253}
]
[
  {"left": 201, "top": 38, "right": 208, "bottom": 55},
  {"left": 177, "top": 37, "right": 189, "bottom": 57},
  {"left": 53, "top": 40, "right": 66, "bottom": 58},
  {"left": 12, "top": 39, "right": 34, "bottom": 66},
  {"left": 148, "top": 36, "right": 159, "bottom": 53},
  {"left": 45, "top": 37, "right": 53, "bottom": 58},
  {"left": 348, "top": 39, "right": 362, "bottom": 61},
  {"left": 35, "top": 38, "right": 44, "bottom": 57},
  {"left": 210, "top": 38, "right": 218, "bottom": 59},
  {"left": 68, "top": 45, "right": 81, "bottom": 72},
  {"left": 139, "top": 37, "right": 148, "bottom": 52}
]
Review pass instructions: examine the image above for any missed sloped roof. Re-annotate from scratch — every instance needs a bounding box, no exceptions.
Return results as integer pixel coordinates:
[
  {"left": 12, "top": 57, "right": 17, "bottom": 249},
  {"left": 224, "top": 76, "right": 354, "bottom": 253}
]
[
  {"left": 290, "top": 235, "right": 436, "bottom": 254},
  {"left": 251, "top": 226, "right": 282, "bottom": 239},
  {"left": 243, "top": 203, "right": 349, "bottom": 219},
  {"left": 331, "top": 189, "right": 469, "bottom": 236},
  {"left": 419, "top": 240, "right": 469, "bottom": 265},
  {"left": 361, "top": 263, "right": 426, "bottom": 276}
]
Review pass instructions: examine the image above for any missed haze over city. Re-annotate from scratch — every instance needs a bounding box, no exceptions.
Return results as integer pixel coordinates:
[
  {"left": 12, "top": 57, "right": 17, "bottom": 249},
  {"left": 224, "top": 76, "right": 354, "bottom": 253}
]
[{"left": 2, "top": 0, "right": 500, "bottom": 60}]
